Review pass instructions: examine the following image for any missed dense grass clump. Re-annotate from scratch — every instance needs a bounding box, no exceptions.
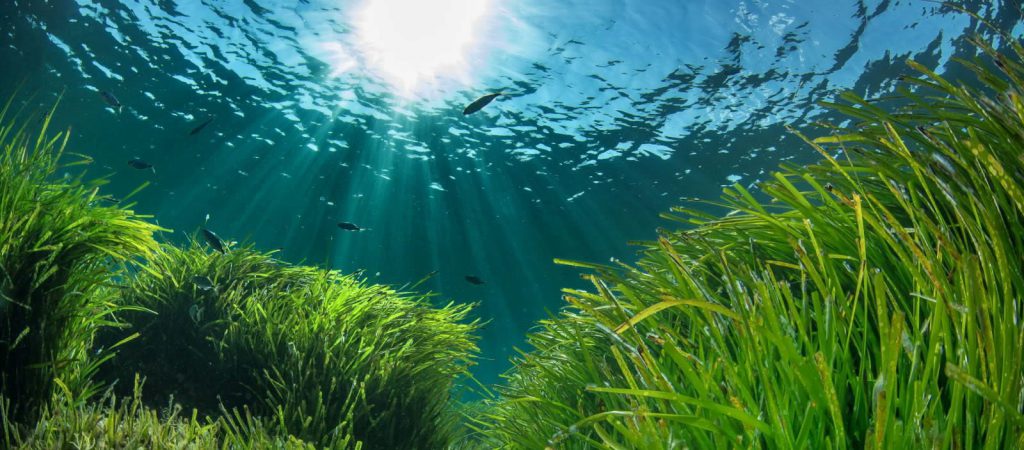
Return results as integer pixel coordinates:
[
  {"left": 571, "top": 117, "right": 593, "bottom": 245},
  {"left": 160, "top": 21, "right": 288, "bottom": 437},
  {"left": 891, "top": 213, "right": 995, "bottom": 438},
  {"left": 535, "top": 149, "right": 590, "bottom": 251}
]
[
  {"left": 3, "top": 377, "right": 313, "bottom": 448},
  {"left": 0, "top": 99, "right": 481, "bottom": 448},
  {"left": 0, "top": 102, "right": 159, "bottom": 425},
  {"left": 96, "top": 242, "right": 321, "bottom": 414},
  {"left": 100, "top": 243, "right": 480, "bottom": 448},
  {"left": 472, "top": 37, "right": 1024, "bottom": 448}
]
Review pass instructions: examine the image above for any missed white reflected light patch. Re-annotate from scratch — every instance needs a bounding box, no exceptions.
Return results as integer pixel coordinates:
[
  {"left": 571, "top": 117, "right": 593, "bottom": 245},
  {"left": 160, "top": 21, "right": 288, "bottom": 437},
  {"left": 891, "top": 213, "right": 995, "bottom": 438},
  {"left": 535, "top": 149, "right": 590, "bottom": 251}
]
[{"left": 354, "top": 0, "right": 489, "bottom": 94}]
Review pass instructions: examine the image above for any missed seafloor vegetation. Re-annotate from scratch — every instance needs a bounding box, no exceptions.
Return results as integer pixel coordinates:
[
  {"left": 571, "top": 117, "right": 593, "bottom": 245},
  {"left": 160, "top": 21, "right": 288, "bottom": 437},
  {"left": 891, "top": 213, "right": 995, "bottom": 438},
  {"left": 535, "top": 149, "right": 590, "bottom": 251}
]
[
  {"left": 2, "top": 32, "right": 1024, "bottom": 449},
  {"left": 468, "top": 35, "right": 1024, "bottom": 449},
  {"left": 0, "top": 102, "right": 478, "bottom": 447}
]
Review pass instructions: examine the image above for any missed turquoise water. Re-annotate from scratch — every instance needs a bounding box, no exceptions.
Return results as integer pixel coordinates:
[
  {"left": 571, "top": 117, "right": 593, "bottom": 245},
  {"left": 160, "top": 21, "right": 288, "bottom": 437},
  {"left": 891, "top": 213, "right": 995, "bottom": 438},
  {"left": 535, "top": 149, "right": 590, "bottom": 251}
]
[{"left": 1, "top": 0, "right": 1019, "bottom": 387}]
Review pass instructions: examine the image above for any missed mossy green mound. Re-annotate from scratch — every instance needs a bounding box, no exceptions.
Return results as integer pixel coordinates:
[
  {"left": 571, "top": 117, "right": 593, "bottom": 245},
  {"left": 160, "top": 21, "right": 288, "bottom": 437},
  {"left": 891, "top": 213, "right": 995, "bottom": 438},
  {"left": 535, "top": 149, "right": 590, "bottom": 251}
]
[
  {"left": 0, "top": 103, "right": 159, "bottom": 426},
  {"left": 99, "top": 243, "right": 479, "bottom": 448},
  {"left": 473, "top": 37, "right": 1024, "bottom": 448}
]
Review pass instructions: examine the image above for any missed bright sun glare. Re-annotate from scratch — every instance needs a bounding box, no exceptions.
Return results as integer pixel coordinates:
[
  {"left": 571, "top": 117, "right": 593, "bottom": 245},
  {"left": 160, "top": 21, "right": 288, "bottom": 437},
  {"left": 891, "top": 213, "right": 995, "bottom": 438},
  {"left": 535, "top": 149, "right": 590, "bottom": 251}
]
[{"left": 355, "top": 0, "right": 489, "bottom": 93}]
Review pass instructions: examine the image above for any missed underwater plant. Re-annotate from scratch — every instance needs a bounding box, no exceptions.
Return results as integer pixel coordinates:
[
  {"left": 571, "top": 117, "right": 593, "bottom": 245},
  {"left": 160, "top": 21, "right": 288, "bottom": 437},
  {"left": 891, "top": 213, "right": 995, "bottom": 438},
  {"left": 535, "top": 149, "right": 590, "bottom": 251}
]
[
  {"left": 2, "top": 376, "right": 314, "bottom": 448},
  {"left": 100, "top": 242, "right": 480, "bottom": 448},
  {"left": 95, "top": 241, "right": 322, "bottom": 415},
  {"left": 0, "top": 100, "right": 159, "bottom": 426},
  {"left": 471, "top": 35, "right": 1024, "bottom": 449}
]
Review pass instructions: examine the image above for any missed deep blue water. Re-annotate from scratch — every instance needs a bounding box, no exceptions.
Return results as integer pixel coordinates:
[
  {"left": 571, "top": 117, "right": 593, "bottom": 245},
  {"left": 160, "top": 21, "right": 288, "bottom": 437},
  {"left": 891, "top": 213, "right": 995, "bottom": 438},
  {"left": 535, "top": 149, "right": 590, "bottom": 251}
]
[{"left": 1, "top": 0, "right": 1020, "bottom": 387}]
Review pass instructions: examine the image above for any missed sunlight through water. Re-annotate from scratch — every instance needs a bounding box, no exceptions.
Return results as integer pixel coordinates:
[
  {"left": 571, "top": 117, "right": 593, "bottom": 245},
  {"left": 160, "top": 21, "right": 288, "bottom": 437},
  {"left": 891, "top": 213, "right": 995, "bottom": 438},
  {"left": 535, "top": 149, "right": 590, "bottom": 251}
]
[
  {"left": 4, "top": 0, "right": 1020, "bottom": 390},
  {"left": 353, "top": 0, "right": 490, "bottom": 94}
]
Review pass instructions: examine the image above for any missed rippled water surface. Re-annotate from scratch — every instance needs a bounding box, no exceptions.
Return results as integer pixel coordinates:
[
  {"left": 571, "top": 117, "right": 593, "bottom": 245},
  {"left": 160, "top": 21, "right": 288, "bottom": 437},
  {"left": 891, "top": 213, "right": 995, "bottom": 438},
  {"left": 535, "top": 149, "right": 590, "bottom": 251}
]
[{"left": 2, "top": 0, "right": 1020, "bottom": 385}]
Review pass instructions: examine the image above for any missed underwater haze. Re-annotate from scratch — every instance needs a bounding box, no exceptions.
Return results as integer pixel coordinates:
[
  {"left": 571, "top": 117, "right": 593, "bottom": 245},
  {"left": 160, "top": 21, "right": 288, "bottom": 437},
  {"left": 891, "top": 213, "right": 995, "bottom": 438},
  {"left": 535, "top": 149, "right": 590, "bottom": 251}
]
[{"left": 1, "top": 0, "right": 1019, "bottom": 386}]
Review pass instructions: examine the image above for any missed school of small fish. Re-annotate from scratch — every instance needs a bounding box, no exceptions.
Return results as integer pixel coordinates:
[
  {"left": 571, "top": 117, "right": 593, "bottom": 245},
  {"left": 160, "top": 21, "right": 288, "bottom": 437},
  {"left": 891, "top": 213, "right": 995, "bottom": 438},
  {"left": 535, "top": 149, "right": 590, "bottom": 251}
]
[{"left": 99, "top": 88, "right": 508, "bottom": 287}]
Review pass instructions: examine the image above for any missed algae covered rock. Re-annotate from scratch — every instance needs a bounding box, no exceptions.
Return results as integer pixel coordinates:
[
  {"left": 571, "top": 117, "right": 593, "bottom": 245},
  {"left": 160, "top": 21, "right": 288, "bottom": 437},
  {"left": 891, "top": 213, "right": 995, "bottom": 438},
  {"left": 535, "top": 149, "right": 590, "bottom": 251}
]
[{"left": 99, "top": 243, "right": 479, "bottom": 449}]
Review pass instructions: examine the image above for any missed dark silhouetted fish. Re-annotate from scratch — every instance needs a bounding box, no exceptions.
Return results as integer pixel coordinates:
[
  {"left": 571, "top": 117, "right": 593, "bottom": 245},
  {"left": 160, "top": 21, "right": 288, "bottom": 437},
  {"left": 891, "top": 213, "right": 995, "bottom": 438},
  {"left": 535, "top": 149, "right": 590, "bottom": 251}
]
[
  {"left": 465, "top": 275, "right": 485, "bottom": 285},
  {"left": 189, "top": 116, "right": 215, "bottom": 135},
  {"left": 337, "top": 222, "right": 366, "bottom": 231},
  {"left": 127, "top": 157, "right": 155, "bottom": 173},
  {"left": 99, "top": 91, "right": 122, "bottom": 112},
  {"left": 201, "top": 228, "right": 226, "bottom": 253},
  {"left": 462, "top": 92, "right": 503, "bottom": 115},
  {"left": 191, "top": 275, "right": 215, "bottom": 291}
]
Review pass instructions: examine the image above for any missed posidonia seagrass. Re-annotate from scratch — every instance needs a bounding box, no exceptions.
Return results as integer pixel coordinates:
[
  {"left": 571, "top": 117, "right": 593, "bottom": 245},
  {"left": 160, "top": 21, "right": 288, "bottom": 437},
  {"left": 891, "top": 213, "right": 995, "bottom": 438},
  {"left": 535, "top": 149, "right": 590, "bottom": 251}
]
[{"left": 469, "top": 34, "right": 1024, "bottom": 450}]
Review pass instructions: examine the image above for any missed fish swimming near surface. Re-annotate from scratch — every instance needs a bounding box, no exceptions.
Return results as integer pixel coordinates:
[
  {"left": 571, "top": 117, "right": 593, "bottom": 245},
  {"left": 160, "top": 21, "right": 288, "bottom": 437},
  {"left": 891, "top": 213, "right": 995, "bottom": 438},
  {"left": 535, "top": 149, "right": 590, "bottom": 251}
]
[
  {"left": 462, "top": 92, "right": 503, "bottom": 115},
  {"left": 99, "top": 91, "right": 122, "bottom": 112},
  {"left": 201, "top": 228, "right": 226, "bottom": 254},
  {"left": 127, "top": 157, "right": 155, "bottom": 172},
  {"left": 189, "top": 116, "right": 215, "bottom": 135},
  {"left": 337, "top": 222, "right": 366, "bottom": 231},
  {"left": 465, "top": 275, "right": 485, "bottom": 285}
]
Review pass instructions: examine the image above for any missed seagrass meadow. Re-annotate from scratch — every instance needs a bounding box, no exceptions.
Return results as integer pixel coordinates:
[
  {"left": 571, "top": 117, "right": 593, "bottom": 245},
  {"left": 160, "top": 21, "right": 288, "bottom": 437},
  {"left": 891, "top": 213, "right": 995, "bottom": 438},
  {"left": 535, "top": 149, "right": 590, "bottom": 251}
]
[
  {"left": 465, "top": 36, "right": 1024, "bottom": 448},
  {"left": 0, "top": 104, "right": 480, "bottom": 447},
  {"left": 2, "top": 15, "right": 1024, "bottom": 450}
]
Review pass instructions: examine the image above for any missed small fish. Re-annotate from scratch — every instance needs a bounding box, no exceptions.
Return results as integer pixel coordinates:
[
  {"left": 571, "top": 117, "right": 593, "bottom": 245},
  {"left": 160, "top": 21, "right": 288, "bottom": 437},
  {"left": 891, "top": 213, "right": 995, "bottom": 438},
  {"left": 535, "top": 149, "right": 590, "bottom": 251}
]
[
  {"left": 201, "top": 227, "right": 226, "bottom": 254},
  {"left": 189, "top": 116, "right": 215, "bottom": 135},
  {"left": 465, "top": 275, "right": 485, "bottom": 285},
  {"left": 127, "top": 157, "right": 155, "bottom": 172},
  {"left": 99, "top": 91, "right": 122, "bottom": 112},
  {"left": 462, "top": 92, "right": 503, "bottom": 115},
  {"left": 191, "top": 275, "right": 215, "bottom": 291},
  {"left": 337, "top": 222, "right": 366, "bottom": 231}
]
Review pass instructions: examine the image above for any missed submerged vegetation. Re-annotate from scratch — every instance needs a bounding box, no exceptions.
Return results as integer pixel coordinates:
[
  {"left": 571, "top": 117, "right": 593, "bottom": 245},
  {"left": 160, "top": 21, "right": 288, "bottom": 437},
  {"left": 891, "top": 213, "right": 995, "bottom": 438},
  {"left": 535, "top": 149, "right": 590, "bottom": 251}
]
[
  {"left": 4, "top": 378, "right": 312, "bottom": 448},
  {"left": 0, "top": 101, "right": 478, "bottom": 447},
  {"left": 2, "top": 27, "right": 1024, "bottom": 450},
  {"left": 100, "top": 243, "right": 479, "bottom": 448},
  {"left": 471, "top": 36, "right": 1024, "bottom": 448},
  {"left": 0, "top": 100, "right": 159, "bottom": 427}
]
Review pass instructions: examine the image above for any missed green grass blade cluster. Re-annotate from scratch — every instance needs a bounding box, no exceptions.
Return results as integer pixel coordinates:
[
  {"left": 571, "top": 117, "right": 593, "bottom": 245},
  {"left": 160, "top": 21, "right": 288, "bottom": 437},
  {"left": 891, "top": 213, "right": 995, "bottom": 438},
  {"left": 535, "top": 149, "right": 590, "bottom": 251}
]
[
  {"left": 0, "top": 102, "right": 160, "bottom": 426},
  {"left": 472, "top": 36, "right": 1024, "bottom": 449},
  {"left": 4, "top": 25, "right": 1024, "bottom": 450},
  {"left": 0, "top": 101, "right": 479, "bottom": 448},
  {"left": 98, "top": 242, "right": 480, "bottom": 448},
  {"left": 4, "top": 376, "right": 314, "bottom": 449}
]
